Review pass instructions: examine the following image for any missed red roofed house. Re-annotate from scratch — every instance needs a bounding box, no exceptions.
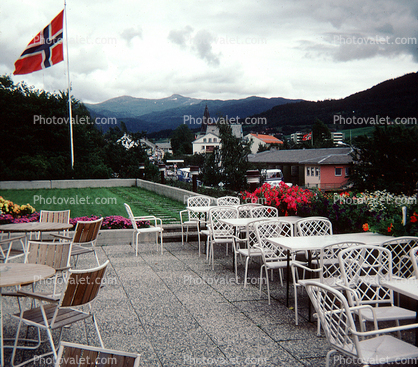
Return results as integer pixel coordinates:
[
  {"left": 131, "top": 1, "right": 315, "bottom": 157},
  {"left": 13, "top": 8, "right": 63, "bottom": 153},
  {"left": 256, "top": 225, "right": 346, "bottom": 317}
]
[{"left": 244, "top": 133, "right": 284, "bottom": 154}]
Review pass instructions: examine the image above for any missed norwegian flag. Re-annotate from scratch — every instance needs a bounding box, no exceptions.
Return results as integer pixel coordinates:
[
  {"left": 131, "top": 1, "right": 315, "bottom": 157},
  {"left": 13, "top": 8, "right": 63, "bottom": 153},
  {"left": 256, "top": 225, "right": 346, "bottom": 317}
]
[
  {"left": 13, "top": 10, "right": 64, "bottom": 75},
  {"left": 302, "top": 132, "right": 312, "bottom": 141}
]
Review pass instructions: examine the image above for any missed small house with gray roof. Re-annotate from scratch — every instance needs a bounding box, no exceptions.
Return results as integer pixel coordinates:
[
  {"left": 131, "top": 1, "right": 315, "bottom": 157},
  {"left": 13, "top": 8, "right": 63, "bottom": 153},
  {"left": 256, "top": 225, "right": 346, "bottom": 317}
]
[{"left": 249, "top": 147, "right": 353, "bottom": 190}]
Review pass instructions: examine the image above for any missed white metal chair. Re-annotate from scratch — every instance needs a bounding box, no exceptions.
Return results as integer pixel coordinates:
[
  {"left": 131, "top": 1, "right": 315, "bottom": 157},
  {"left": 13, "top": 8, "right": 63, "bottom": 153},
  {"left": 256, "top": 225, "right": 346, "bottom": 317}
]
[
  {"left": 410, "top": 246, "right": 418, "bottom": 278},
  {"left": 0, "top": 236, "right": 26, "bottom": 263},
  {"left": 216, "top": 196, "right": 240, "bottom": 206},
  {"left": 55, "top": 341, "right": 141, "bottom": 367},
  {"left": 179, "top": 196, "right": 211, "bottom": 256},
  {"left": 295, "top": 216, "right": 333, "bottom": 266},
  {"left": 237, "top": 203, "right": 262, "bottom": 218},
  {"left": 296, "top": 216, "right": 333, "bottom": 236},
  {"left": 254, "top": 219, "right": 295, "bottom": 304},
  {"left": 291, "top": 241, "right": 365, "bottom": 327},
  {"left": 250, "top": 206, "right": 278, "bottom": 218},
  {"left": 303, "top": 280, "right": 418, "bottom": 367},
  {"left": 124, "top": 203, "right": 164, "bottom": 256},
  {"left": 232, "top": 218, "right": 265, "bottom": 287},
  {"left": 381, "top": 236, "right": 418, "bottom": 280},
  {"left": 11, "top": 260, "right": 109, "bottom": 366},
  {"left": 207, "top": 206, "right": 238, "bottom": 270},
  {"left": 338, "top": 245, "right": 416, "bottom": 334}
]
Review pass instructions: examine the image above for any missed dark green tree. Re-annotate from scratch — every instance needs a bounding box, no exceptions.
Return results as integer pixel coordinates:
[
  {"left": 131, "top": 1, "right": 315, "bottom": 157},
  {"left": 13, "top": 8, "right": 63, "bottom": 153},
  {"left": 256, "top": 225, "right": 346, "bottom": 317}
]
[
  {"left": 103, "top": 127, "right": 149, "bottom": 178},
  {"left": 205, "top": 122, "right": 252, "bottom": 191},
  {"left": 312, "top": 119, "right": 333, "bottom": 148},
  {"left": 0, "top": 75, "right": 110, "bottom": 179},
  {"left": 350, "top": 125, "right": 418, "bottom": 195},
  {"left": 170, "top": 124, "right": 194, "bottom": 154},
  {"left": 202, "top": 147, "right": 222, "bottom": 187}
]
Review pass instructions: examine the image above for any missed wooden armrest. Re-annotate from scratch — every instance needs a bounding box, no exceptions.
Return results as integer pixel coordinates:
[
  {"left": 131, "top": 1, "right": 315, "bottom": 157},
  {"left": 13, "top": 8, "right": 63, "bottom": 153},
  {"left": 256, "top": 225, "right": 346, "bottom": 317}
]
[
  {"left": 17, "top": 290, "right": 60, "bottom": 303},
  {"left": 50, "top": 234, "right": 73, "bottom": 241},
  {"left": 0, "top": 235, "right": 25, "bottom": 244}
]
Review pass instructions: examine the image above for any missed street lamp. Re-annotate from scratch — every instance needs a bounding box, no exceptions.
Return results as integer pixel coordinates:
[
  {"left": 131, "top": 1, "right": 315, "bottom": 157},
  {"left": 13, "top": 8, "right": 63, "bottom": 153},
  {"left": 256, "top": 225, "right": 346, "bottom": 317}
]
[
  {"left": 159, "top": 164, "right": 166, "bottom": 185},
  {"left": 138, "top": 163, "right": 145, "bottom": 180},
  {"left": 246, "top": 169, "right": 260, "bottom": 192},
  {"left": 190, "top": 166, "right": 199, "bottom": 193}
]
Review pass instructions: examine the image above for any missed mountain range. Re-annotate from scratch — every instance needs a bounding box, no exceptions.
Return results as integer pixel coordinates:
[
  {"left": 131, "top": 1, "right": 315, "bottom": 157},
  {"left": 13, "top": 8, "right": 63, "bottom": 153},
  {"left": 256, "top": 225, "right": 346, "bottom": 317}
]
[
  {"left": 85, "top": 95, "right": 302, "bottom": 133},
  {"left": 85, "top": 72, "right": 418, "bottom": 135}
]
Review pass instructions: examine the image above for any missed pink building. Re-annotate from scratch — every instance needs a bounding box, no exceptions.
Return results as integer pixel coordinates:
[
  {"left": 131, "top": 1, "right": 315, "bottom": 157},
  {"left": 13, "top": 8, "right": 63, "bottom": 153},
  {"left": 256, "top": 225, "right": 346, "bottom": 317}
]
[{"left": 249, "top": 147, "right": 352, "bottom": 190}]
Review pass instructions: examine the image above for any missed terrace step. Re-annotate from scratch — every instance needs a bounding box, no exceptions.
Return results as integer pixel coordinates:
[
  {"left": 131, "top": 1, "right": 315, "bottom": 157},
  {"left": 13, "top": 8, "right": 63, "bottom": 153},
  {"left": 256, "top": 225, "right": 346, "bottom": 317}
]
[{"left": 162, "top": 224, "right": 204, "bottom": 243}]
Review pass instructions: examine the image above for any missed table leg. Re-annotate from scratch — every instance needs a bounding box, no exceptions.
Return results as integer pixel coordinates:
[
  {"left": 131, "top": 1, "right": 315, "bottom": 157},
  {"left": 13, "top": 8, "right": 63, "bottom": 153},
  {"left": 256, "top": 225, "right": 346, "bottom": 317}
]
[
  {"left": 307, "top": 250, "right": 312, "bottom": 322},
  {"left": 1, "top": 293, "right": 4, "bottom": 367},
  {"left": 286, "top": 250, "right": 290, "bottom": 308},
  {"left": 415, "top": 302, "right": 418, "bottom": 346}
]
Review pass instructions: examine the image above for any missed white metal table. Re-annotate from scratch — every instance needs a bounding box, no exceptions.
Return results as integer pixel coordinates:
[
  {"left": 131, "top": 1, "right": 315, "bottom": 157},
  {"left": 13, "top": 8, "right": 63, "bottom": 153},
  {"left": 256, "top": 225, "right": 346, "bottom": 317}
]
[
  {"left": 268, "top": 232, "right": 393, "bottom": 307},
  {"left": 382, "top": 278, "right": 418, "bottom": 345}
]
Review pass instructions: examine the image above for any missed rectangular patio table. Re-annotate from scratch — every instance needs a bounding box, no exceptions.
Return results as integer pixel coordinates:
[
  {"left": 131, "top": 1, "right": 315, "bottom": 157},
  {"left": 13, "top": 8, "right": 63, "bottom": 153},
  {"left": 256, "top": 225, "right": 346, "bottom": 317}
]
[
  {"left": 268, "top": 232, "right": 393, "bottom": 307},
  {"left": 381, "top": 278, "right": 418, "bottom": 345}
]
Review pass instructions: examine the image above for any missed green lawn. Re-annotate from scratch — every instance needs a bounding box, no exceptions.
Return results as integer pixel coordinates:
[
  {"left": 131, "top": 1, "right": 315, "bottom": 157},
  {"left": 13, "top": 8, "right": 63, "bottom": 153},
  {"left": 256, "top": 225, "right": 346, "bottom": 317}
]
[{"left": 1, "top": 187, "right": 185, "bottom": 224}]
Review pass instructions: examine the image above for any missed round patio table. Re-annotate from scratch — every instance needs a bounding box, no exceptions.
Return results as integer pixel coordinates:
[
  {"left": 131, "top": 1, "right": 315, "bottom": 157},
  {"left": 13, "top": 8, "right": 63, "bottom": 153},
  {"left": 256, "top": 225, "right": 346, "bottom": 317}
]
[
  {"left": 0, "top": 263, "right": 56, "bottom": 366},
  {"left": 0, "top": 222, "right": 73, "bottom": 252}
]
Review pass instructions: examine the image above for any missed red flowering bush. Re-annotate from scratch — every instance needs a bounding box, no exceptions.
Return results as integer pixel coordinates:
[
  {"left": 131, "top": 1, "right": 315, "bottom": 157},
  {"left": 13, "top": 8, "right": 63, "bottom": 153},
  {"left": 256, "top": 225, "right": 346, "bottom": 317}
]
[{"left": 241, "top": 182, "right": 314, "bottom": 216}]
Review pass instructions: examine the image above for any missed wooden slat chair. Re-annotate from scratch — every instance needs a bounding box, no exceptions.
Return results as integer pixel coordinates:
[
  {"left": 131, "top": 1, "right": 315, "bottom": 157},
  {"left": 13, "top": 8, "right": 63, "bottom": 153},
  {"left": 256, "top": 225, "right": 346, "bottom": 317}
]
[
  {"left": 54, "top": 218, "right": 103, "bottom": 266},
  {"left": 2, "top": 240, "right": 73, "bottom": 355},
  {"left": 21, "top": 240, "right": 72, "bottom": 296},
  {"left": 34, "top": 210, "right": 71, "bottom": 240},
  {"left": 11, "top": 260, "right": 109, "bottom": 367},
  {"left": 0, "top": 235, "right": 26, "bottom": 263},
  {"left": 55, "top": 342, "right": 141, "bottom": 367}
]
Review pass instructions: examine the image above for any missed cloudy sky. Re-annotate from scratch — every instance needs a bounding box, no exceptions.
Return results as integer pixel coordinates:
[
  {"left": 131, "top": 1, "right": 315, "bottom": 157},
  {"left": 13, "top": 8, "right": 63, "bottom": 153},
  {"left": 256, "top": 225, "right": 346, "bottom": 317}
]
[{"left": 1, "top": 0, "right": 417, "bottom": 104}]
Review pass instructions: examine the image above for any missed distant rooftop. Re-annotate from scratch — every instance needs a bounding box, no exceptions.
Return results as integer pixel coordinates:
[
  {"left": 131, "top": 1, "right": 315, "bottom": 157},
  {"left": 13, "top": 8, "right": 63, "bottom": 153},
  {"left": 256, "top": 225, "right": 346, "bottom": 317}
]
[{"left": 249, "top": 147, "right": 353, "bottom": 165}]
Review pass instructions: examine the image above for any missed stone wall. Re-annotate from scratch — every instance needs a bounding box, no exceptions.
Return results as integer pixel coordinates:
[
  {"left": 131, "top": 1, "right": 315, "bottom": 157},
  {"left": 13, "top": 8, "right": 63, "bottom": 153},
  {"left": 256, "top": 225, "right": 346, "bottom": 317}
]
[{"left": 0, "top": 178, "right": 214, "bottom": 204}]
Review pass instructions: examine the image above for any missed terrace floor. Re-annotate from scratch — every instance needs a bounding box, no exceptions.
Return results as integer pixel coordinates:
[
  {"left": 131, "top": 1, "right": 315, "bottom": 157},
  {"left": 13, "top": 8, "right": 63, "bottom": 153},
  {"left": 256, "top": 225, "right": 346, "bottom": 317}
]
[{"left": 3, "top": 235, "right": 417, "bottom": 367}]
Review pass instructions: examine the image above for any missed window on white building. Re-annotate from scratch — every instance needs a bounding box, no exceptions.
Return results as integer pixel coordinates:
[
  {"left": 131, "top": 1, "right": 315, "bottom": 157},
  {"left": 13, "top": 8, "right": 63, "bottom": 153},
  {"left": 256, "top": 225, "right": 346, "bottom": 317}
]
[
  {"left": 315, "top": 168, "right": 319, "bottom": 177},
  {"left": 307, "top": 167, "right": 310, "bottom": 176},
  {"left": 203, "top": 138, "right": 206, "bottom": 142},
  {"left": 201, "top": 146, "right": 205, "bottom": 150}
]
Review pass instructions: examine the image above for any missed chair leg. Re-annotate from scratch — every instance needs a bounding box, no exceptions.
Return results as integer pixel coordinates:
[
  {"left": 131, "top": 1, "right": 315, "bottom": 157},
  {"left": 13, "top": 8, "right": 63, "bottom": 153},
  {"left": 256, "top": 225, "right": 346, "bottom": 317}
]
[
  {"left": 159, "top": 231, "right": 163, "bottom": 255},
  {"left": 244, "top": 257, "right": 250, "bottom": 288},
  {"left": 197, "top": 224, "right": 201, "bottom": 257},
  {"left": 265, "top": 267, "right": 271, "bottom": 305},
  {"left": 291, "top": 265, "right": 299, "bottom": 326},
  {"left": 92, "top": 314, "right": 105, "bottom": 348},
  {"left": 259, "top": 264, "right": 264, "bottom": 298},
  {"left": 234, "top": 251, "right": 239, "bottom": 283},
  {"left": 181, "top": 225, "right": 184, "bottom": 246},
  {"left": 135, "top": 233, "right": 139, "bottom": 256}
]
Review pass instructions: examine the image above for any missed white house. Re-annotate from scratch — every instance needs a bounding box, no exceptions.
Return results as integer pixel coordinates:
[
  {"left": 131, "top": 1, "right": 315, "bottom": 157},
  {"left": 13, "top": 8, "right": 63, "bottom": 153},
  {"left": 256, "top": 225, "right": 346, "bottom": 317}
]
[
  {"left": 192, "top": 105, "right": 243, "bottom": 154},
  {"left": 192, "top": 132, "right": 220, "bottom": 154}
]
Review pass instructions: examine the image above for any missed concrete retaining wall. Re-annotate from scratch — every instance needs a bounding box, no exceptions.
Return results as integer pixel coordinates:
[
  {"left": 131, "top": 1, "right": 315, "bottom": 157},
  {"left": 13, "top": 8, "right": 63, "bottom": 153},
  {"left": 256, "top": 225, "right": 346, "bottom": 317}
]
[
  {"left": 0, "top": 179, "right": 137, "bottom": 190},
  {"left": 0, "top": 178, "right": 215, "bottom": 204}
]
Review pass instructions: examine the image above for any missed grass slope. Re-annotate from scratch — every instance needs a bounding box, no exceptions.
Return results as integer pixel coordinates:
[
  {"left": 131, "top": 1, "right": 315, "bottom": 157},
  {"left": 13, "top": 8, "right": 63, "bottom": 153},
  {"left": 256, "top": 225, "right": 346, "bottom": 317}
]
[{"left": 1, "top": 187, "right": 185, "bottom": 224}]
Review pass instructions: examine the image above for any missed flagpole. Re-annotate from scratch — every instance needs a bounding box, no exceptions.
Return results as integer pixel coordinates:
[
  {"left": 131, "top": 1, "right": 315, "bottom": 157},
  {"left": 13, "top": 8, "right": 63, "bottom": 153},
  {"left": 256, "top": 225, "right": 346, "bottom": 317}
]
[{"left": 64, "top": 0, "right": 74, "bottom": 170}]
